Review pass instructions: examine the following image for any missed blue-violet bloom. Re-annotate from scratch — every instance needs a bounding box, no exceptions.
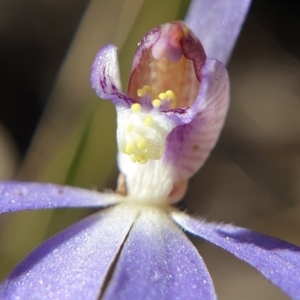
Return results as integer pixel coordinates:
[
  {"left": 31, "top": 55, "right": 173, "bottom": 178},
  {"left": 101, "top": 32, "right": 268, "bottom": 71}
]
[{"left": 1, "top": 1, "right": 300, "bottom": 299}]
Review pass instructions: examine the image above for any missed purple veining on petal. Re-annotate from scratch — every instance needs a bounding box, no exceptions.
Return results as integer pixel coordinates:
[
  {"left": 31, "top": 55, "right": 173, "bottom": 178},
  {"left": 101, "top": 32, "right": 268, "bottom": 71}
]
[
  {"left": 180, "top": 25, "right": 206, "bottom": 82},
  {"left": 164, "top": 107, "right": 189, "bottom": 115},
  {"left": 0, "top": 181, "right": 121, "bottom": 214},
  {"left": 171, "top": 211, "right": 300, "bottom": 299},
  {"left": 0, "top": 205, "right": 139, "bottom": 300},
  {"left": 91, "top": 44, "right": 134, "bottom": 107},
  {"left": 100, "top": 67, "right": 107, "bottom": 89},
  {"left": 102, "top": 208, "right": 216, "bottom": 300},
  {"left": 163, "top": 58, "right": 229, "bottom": 182},
  {"left": 185, "top": 0, "right": 252, "bottom": 64}
]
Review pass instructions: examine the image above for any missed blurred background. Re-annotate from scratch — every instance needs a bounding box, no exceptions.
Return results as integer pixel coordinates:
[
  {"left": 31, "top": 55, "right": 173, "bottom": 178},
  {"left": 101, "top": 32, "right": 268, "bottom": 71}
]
[{"left": 1, "top": 0, "right": 300, "bottom": 299}]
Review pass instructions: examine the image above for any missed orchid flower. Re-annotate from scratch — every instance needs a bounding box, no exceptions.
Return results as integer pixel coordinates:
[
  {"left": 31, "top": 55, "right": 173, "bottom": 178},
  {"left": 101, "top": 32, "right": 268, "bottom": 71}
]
[{"left": 1, "top": 1, "right": 300, "bottom": 299}]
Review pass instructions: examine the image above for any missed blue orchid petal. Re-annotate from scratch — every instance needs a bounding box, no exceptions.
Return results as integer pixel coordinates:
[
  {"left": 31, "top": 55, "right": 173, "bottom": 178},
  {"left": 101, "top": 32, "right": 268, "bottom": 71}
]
[
  {"left": 0, "top": 181, "right": 121, "bottom": 213},
  {"left": 185, "top": 0, "right": 252, "bottom": 64},
  {"left": 0, "top": 205, "right": 138, "bottom": 300},
  {"left": 171, "top": 210, "right": 300, "bottom": 299},
  {"left": 102, "top": 207, "right": 216, "bottom": 300}
]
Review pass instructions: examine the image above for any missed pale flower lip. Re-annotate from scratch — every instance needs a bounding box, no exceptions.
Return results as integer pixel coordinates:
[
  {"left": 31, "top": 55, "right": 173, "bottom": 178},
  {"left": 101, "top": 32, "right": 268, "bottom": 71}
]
[
  {"left": 2, "top": 1, "right": 300, "bottom": 299},
  {"left": 91, "top": 21, "right": 230, "bottom": 203}
]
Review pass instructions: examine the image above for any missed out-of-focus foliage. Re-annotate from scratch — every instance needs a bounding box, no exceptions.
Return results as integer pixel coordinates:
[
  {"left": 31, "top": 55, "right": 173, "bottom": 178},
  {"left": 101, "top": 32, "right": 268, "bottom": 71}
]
[
  {"left": 0, "top": 125, "right": 18, "bottom": 180},
  {"left": 1, "top": 0, "right": 300, "bottom": 299}
]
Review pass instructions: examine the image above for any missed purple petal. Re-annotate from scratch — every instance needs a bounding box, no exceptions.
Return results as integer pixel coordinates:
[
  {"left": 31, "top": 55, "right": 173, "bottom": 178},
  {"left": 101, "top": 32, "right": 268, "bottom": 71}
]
[
  {"left": 164, "top": 59, "right": 229, "bottom": 183},
  {"left": 91, "top": 44, "right": 133, "bottom": 107},
  {"left": 102, "top": 208, "right": 216, "bottom": 300},
  {"left": 0, "top": 181, "right": 121, "bottom": 213},
  {"left": 171, "top": 211, "right": 300, "bottom": 299},
  {"left": 185, "top": 0, "right": 252, "bottom": 64},
  {"left": 0, "top": 205, "right": 138, "bottom": 300}
]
